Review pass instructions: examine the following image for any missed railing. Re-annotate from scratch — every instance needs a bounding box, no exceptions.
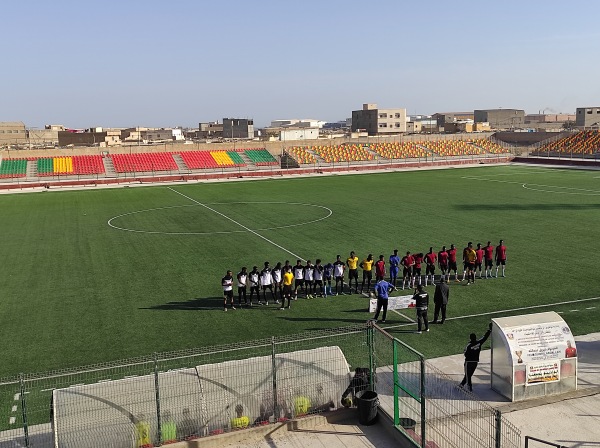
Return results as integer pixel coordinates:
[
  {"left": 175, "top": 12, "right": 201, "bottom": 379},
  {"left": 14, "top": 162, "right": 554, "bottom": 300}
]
[{"left": 524, "top": 435, "right": 567, "bottom": 448}]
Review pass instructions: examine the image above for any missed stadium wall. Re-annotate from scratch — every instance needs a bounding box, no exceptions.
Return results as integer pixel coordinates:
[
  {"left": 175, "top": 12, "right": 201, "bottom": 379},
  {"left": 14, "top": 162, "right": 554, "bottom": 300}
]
[{"left": 1, "top": 132, "right": 495, "bottom": 160}]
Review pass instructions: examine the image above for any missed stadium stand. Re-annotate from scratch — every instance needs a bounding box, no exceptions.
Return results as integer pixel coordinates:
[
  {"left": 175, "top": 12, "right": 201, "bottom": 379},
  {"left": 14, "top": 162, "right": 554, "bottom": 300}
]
[
  {"left": 179, "top": 150, "right": 246, "bottom": 169},
  {"left": 286, "top": 147, "right": 318, "bottom": 164},
  {"left": 36, "top": 155, "right": 105, "bottom": 176},
  {"left": 0, "top": 158, "right": 27, "bottom": 178},
  {"left": 369, "top": 142, "right": 429, "bottom": 159},
  {"left": 470, "top": 139, "right": 510, "bottom": 154},
  {"left": 244, "top": 149, "right": 278, "bottom": 166},
  {"left": 310, "top": 144, "right": 375, "bottom": 163},
  {"left": 536, "top": 131, "right": 600, "bottom": 156},
  {"left": 419, "top": 140, "right": 486, "bottom": 157},
  {"left": 110, "top": 153, "right": 178, "bottom": 173}
]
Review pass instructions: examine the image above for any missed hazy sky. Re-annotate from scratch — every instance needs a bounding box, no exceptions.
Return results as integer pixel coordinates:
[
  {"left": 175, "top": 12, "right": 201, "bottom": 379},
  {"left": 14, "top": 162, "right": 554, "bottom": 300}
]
[{"left": 2, "top": 0, "right": 599, "bottom": 128}]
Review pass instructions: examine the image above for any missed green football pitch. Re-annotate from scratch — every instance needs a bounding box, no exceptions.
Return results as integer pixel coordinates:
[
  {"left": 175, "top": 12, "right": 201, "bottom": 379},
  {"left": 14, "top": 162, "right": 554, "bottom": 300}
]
[{"left": 1, "top": 164, "right": 599, "bottom": 377}]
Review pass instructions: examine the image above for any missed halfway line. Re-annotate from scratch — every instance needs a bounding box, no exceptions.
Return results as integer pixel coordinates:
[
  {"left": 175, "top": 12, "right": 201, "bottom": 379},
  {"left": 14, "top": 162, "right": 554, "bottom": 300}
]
[{"left": 167, "top": 187, "right": 305, "bottom": 261}]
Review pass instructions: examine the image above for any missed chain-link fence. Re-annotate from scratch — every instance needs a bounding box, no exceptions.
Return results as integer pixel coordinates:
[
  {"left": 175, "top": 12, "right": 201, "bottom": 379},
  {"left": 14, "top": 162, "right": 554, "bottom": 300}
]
[{"left": 0, "top": 323, "right": 520, "bottom": 448}]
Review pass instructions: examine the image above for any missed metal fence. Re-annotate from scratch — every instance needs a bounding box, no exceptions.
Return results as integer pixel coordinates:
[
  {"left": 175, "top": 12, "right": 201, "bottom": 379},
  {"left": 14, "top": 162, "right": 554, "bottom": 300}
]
[{"left": 0, "top": 323, "right": 520, "bottom": 448}]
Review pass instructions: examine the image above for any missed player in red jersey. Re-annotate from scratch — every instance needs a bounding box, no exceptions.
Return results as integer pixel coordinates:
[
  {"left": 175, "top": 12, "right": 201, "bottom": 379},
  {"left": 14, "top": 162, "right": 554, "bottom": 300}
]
[
  {"left": 448, "top": 244, "right": 459, "bottom": 282},
  {"left": 424, "top": 247, "right": 437, "bottom": 286},
  {"left": 495, "top": 239, "right": 507, "bottom": 277},
  {"left": 400, "top": 251, "right": 415, "bottom": 290},
  {"left": 438, "top": 246, "right": 449, "bottom": 282},
  {"left": 475, "top": 243, "right": 485, "bottom": 279},
  {"left": 413, "top": 252, "right": 424, "bottom": 287},
  {"left": 374, "top": 255, "right": 386, "bottom": 282},
  {"left": 484, "top": 241, "right": 494, "bottom": 279}
]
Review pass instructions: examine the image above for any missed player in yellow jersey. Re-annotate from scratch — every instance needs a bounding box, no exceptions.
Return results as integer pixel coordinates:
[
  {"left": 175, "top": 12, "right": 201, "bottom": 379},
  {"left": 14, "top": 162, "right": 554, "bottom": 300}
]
[
  {"left": 280, "top": 267, "right": 294, "bottom": 310},
  {"left": 359, "top": 254, "right": 374, "bottom": 294},
  {"left": 346, "top": 251, "right": 359, "bottom": 293},
  {"left": 465, "top": 242, "right": 477, "bottom": 285}
]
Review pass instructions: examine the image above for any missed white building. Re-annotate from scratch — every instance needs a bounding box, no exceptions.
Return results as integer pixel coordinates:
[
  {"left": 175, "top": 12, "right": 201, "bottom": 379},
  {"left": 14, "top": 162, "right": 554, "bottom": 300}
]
[{"left": 270, "top": 119, "right": 326, "bottom": 129}]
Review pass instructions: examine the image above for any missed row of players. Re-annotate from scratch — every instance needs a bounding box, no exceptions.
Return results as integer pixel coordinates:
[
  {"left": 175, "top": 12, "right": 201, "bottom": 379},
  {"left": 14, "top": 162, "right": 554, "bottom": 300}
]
[{"left": 221, "top": 240, "right": 507, "bottom": 311}]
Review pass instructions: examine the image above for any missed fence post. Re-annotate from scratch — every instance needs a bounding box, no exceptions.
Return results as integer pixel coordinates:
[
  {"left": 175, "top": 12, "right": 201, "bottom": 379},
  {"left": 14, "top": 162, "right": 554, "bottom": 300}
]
[
  {"left": 271, "top": 336, "right": 279, "bottom": 421},
  {"left": 20, "top": 373, "right": 30, "bottom": 448},
  {"left": 392, "top": 340, "right": 399, "bottom": 426},
  {"left": 367, "top": 322, "right": 375, "bottom": 391},
  {"left": 420, "top": 357, "right": 426, "bottom": 448},
  {"left": 494, "top": 409, "right": 502, "bottom": 448},
  {"left": 154, "top": 353, "right": 162, "bottom": 446}
]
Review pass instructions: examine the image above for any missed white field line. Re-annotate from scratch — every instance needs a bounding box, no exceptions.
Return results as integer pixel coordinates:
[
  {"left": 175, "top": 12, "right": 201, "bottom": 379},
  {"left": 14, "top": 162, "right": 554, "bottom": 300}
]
[
  {"left": 382, "top": 296, "right": 600, "bottom": 330},
  {"left": 462, "top": 176, "right": 600, "bottom": 194},
  {"left": 392, "top": 309, "right": 416, "bottom": 322},
  {"left": 168, "top": 187, "right": 305, "bottom": 261},
  {"left": 11, "top": 405, "right": 17, "bottom": 412},
  {"left": 13, "top": 393, "right": 19, "bottom": 401},
  {"left": 9, "top": 417, "right": 15, "bottom": 425}
]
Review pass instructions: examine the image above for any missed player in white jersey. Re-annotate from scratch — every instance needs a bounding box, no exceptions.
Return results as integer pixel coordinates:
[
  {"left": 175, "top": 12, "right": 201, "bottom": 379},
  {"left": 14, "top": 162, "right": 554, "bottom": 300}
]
[
  {"left": 260, "top": 261, "right": 275, "bottom": 305},
  {"left": 333, "top": 255, "right": 345, "bottom": 295},
  {"left": 248, "top": 266, "right": 260, "bottom": 306},
  {"left": 272, "top": 262, "right": 283, "bottom": 303},
  {"left": 313, "top": 259, "right": 324, "bottom": 297},
  {"left": 237, "top": 267, "right": 248, "bottom": 306},
  {"left": 222, "top": 270, "right": 235, "bottom": 311},
  {"left": 303, "top": 261, "right": 315, "bottom": 299}
]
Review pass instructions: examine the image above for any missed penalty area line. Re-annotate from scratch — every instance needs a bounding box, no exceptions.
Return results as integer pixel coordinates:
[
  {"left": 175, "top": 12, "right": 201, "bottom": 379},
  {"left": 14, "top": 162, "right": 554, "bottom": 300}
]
[{"left": 167, "top": 187, "right": 305, "bottom": 261}]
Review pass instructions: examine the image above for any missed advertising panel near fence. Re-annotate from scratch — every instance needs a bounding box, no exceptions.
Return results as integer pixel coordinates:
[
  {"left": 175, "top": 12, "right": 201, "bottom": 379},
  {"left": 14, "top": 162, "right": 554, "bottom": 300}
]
[
  {"left": 526, "top": 360, "right": 560, "bottom": 384},
  {"left": 368, "top": 294, "right": 415, "bottom": 313},
  {"left": 503, "top": 320, "right": 577, "bottom": 368}
]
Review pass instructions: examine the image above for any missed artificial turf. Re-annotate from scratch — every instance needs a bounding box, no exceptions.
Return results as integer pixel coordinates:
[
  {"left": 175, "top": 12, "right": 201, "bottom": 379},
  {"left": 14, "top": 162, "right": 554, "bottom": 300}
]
[{"left": 1, "top": 164, "right": 599, "bottom": 378}]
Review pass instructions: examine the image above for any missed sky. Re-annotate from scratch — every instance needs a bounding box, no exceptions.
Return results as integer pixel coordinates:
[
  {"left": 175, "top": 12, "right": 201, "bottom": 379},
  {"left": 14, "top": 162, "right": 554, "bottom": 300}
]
[{"left": 2, "top": 0, "right": 600, "bottom": 129}]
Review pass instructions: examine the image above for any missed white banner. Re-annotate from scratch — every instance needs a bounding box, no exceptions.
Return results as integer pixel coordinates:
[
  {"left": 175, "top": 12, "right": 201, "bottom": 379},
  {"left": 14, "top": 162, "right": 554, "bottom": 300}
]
[
  {"left": 368, "top": 294, "right": 415, "bottom": 313},
  {"left": 526, "top": 360, "right": 560, "bottom": 385},
  {"left": 503, "top": 321, "right": 577, "bottom": 365}
]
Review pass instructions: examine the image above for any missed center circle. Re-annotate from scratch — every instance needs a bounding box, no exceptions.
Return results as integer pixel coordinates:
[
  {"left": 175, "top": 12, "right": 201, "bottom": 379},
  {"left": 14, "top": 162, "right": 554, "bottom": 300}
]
[{"left": 107, "top": 202, "right": 333, "bottom": 235}]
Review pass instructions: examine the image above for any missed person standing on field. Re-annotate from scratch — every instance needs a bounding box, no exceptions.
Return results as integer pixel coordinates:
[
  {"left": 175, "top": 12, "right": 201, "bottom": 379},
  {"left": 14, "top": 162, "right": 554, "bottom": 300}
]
[
  {"left": 460, "top": 323, "right": 492, "bottom": 391},
  {"left": 280, "top": 267, "right": 294, "bottom": 310},
  {"left": 333, "top": 255, "right": 345, "bottom": 295},
  {"left": 272, "top": 262, "right": 283, "bottom": 303},
  {"left": 389, "top": 249, "right": 400, "bottom": 287},
  {"left": 359, "top": 254, "right": 374, "bottom": 294},
  {"left": 222, "top": 270, "right": 235, "bottom": 312},
  {"left": 374, "top": 255, "right": 386, "bottom": 282},
  {"left": 484, "top": 241, "right": 494, "bottom": 279},
  {"left": 448, "top": 244, "right": 459, "bottom": 282},
  {"left": 248, "top": 266, "right": 260, "bottom": 305},
  {"left": 237, "top": 267, "right": 248, "bottom": 306},
  {"left": 475, "top": 243, "right": 485, "bottom": 279},
  {"left": 372, "top": 278, "right": 395, "bottom": 323},
  {"left": 438, "top": 246, "right": 449, "bottom": 281},
  {"left": 347, "top": 251, "right": 360, "bottom": 294},
  {"left": 495, "top": 240, "right": 507, "bottom": 277},
  {"left": 413, "top": 284, "right": 429, "bottom": 333},
  {"left": 432, "top": 277, "right": 449, "bottom": 324},
  {"left": 425, "top": 247, "right": 437, "bottom": 286}
]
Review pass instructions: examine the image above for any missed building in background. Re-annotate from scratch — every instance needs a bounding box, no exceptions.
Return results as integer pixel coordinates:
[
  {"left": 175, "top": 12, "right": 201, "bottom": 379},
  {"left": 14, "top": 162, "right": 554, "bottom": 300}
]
[
  {"left": 58, "top": 128, "right": 122, "bottom": 147},
  {"left": 223, "top": 118, "right": 254, "bottom": 139},
  {"left": 270, "top": 119, "right": 326, "bottom": 129},
  {"left": 0, "top": 122, "right": 27, "bottom": 147},
  {"left": 27, "top": 125, "right": 63, "bottom": 147},
  {"left": 474, "top": 109, "right": 525, "bottom": 129},
  {"left": 198, "top": 122, "right": 224, "bottom": 139},
  {"left": 351, "top": 103, "right": 406, "bottom": 135},
  {"left": 432, "top": 112, "right": 474, "bottom": 132},
  {"left": 575, "top": 107, "right": 600, "bottom": 129},
  {"left": 525, "top": 113, "right": 575, "bottom": 124}
]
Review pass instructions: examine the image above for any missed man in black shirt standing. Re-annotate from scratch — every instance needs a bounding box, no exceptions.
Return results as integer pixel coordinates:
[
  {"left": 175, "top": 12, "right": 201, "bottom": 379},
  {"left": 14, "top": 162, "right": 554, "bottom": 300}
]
[
  {"left": 432, "top": 277, "right": 449, "bottom": 324},
  {"left": 413, "top": 284, "right": 429, "bottom": 334},
  {"left": 460, "top": 323, "right": 492, "bottom": 391}
]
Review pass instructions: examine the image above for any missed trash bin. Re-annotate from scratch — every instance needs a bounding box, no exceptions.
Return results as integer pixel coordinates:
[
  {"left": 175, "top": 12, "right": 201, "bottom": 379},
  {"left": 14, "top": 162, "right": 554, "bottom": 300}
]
[{"left": 355, "top": 390, "right": 378, "bottom": 425}]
